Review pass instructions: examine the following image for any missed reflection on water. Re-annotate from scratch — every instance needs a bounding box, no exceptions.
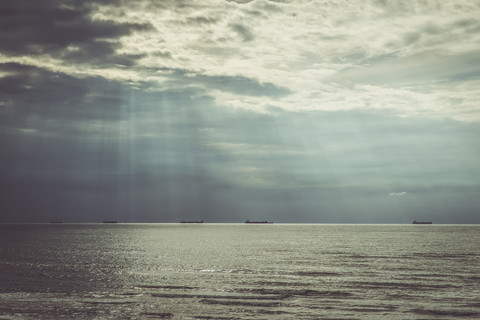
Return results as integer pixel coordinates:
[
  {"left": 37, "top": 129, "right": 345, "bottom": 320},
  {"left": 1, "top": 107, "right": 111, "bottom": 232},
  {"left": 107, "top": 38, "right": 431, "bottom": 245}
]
[{"left": 0, "top": 224, "right": 479, "bottom": 319}]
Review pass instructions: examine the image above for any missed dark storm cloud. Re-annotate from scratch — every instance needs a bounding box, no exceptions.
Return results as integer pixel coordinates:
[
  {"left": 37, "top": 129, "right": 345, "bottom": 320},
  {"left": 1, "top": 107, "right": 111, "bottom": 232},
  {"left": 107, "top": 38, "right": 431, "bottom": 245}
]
[
  {"left": 0, "top": 92, "right": 228, "bottom": 222},
  {"left": 198, "top": 73, "right": 288, "bottom": 96},
  {"left": 453, "top": 17, "right": 480, "bottom": 33},
  {"left": 1, "top": 76, "right": 480, "bottom": 223},
  {"left": 401, "top": 21, "right": 444, "bottom": 46},
  {"left": 0, "top": 156, "right": 228, "bottom": 222},
  {"left": 185, "top": 107, "right": 480, "bottom": 223},
  {"left": 0, "top": 63, "right": 127, "bottom": 127},
  {"left": 0, "top": 0, "right": 153, "bottom": 66},
  {"left": 229, "top": 23, "right": 255, "bottom": 42},
  {"left": 225, "top": 0, "right": 254, "bottom": 4},
  {"left": 185, "top": 16, "right": 220, "bottom": 25},
  {"left": 329, "top": 50, "right": 480, "bottom": 86},
  {"left": 158, "top": 68, "right": 290, "bottom": 97},
  {"left": 153, "top": 50, "right": 174, "bottom": 59}
]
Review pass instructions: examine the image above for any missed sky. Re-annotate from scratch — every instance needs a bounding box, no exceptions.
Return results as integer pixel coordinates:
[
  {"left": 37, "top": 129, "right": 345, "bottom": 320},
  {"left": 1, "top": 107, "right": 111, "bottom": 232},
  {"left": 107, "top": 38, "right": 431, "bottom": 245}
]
[{"left": 1, "top": 0, "right": 480, "bottom": 223}]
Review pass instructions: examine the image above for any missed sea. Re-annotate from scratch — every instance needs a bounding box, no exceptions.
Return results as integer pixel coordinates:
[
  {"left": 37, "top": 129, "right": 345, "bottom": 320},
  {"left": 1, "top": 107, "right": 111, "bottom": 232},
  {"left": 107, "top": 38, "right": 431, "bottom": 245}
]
[{"left": 0, "top": 224, "right": 479, "bottom": 319}]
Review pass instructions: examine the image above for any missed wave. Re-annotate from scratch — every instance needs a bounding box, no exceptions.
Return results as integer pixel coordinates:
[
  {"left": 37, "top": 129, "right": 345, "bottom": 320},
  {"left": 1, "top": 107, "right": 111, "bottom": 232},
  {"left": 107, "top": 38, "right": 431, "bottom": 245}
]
[{"left": 411, "top": 308, "right": 480, "bottom": 317}]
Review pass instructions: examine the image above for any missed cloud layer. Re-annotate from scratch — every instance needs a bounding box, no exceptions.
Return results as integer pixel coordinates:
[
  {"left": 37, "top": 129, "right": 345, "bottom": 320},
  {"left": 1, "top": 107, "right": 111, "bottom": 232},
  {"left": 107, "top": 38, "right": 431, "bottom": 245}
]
[
  {"left": 3, "top": 0, "right": 480, "bottom": 119},
  {"left": 1, "top": 0, "right": 480, "bottom": 223}
]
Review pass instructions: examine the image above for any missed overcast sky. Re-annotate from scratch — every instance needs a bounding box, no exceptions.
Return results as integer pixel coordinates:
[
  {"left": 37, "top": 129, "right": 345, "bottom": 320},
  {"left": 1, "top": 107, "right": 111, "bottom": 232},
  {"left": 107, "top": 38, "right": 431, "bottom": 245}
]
[{"left": 1, "top": 0, "right": 479, "bottom": 223}]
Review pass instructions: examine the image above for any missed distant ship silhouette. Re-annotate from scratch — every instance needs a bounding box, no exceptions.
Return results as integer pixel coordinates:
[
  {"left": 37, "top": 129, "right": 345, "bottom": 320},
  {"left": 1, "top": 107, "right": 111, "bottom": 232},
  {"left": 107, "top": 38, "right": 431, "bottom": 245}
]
[
  {"left": 180, "top": 220, "right": 204, "bottom": 223},
  {"left": 412, "top": 220, "right": 432, "bottom": 224},
  {"left": 103, "top": 220, "right": 118, "bottom": 223},
  {"left": 245, "top": 220, "right": 273, "bottom": 224}
]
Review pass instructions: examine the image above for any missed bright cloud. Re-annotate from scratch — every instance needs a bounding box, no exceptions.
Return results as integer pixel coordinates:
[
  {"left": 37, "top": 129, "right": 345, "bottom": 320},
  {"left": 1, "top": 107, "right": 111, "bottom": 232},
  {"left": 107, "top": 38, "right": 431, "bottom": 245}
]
[
  {"left": 389, "top": 191, "right": 407, "bottom": 197},
  {"left": 2, "top": 0, "right": 480, "bottom": 120}
]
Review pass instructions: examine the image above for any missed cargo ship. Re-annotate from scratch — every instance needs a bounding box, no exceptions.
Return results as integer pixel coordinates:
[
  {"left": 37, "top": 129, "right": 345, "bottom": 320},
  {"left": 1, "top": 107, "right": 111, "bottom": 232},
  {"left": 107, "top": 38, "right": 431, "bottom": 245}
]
[
  {"left": 245, "top": 220, "right": 272, "bottom": 224},
  {"left": 412, "top": 220, "right": 432, "bottom": 224},
  {"left": 180, "top": 220, "right": 204, "bottom": 223}
]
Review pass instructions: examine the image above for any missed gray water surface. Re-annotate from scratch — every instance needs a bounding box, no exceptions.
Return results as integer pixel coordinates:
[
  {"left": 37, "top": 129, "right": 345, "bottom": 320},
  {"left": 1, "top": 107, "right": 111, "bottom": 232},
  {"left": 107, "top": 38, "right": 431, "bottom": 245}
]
[{"left": 0, "top": 224, "right": 479, "bottom": 319}]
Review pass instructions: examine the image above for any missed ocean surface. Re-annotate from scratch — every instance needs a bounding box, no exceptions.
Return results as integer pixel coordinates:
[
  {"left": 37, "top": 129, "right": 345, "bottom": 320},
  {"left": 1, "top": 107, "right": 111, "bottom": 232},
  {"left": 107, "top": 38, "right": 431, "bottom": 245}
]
[{"left": 0, "top": 224, "right": 479, "bottom": 319}]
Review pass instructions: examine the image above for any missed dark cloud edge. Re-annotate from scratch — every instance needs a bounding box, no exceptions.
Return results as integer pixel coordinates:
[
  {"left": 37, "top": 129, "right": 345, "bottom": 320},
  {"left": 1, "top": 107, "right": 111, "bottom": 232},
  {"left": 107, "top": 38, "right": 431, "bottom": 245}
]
[{"left": 0, "top": 0, "right": 155, "bottom": 67}]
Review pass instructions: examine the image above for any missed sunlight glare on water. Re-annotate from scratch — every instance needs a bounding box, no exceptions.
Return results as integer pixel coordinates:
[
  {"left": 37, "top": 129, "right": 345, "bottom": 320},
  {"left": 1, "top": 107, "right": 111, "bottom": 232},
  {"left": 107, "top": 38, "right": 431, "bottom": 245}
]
[{"left": 0, "top": 224, "right": 479, "bottom": 319}]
